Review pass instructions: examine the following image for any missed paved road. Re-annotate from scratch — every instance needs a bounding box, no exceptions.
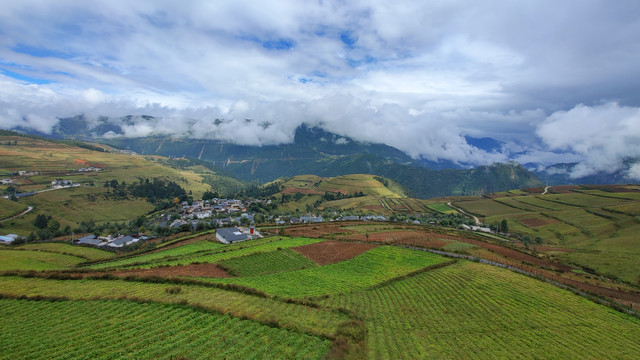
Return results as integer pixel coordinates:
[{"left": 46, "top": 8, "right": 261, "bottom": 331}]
[
  {"left": 0, "top": 205, "right": 33, "bottom": 223},
  {"left": 541, "top": 185, "right": 551, "bottom": 195}
]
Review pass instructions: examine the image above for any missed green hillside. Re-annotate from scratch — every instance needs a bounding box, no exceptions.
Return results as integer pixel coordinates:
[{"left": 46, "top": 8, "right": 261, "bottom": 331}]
[{"left": 453, "top": 185, "right": 640, "bottom": 284}]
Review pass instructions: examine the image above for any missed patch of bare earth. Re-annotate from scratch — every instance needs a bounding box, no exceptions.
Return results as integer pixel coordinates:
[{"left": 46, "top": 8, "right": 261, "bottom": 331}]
[
  {"left": 291, "top": 241, "right": 378, "bottom": 265},
  {"left": 86, "top": 263, "right": 231, "bottom": 278}
]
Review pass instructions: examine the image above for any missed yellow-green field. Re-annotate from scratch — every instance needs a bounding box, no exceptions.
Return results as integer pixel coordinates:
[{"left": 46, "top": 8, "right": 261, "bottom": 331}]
[{"left": 453, "top": 185, "right": 640, "bottom": 283}]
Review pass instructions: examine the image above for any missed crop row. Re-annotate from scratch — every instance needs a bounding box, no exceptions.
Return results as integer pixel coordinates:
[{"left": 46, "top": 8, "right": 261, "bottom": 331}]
[
  {"left": 219, "top": 248, "right": 318, "bottom": 277},
  {"left": 323, "top": 261, "right": 640, "bottom": 359},
  {"left": 0, "top": 298, "right": 330, "bottom": 359},
  {"left": 208, "top": 246, "right": 448, "bottom": 298},
  {"left": 119, "top": 237, "right": 324, "bottom": 270},
  {"left": 17, "top": 242, "right": 114, "bottom": 261},
  {"left": 0, "top": 275, "right": 349, "bottom": 338}
]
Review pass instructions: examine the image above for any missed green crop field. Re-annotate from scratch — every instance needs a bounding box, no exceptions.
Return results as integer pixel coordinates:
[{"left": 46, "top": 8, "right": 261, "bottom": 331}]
[
  {"left": 0, "top": 299, "right": 330, "bottom": 360},
  {"left": 427, "top": 202, "right": 457, "bottom": 213},
  {"left": 219, "top": 248, "right": 318, "bottom": 277},
  {"left": 456, "top": 185, "right": 640, "bottom": 283},
  {"left": 0, "top": 249, "right": 86, "bottom": 271},
  {"left": 87, "top": 237, "right": 323, "bottom": 270},
  {"left": 322, "top": 261, "right": 640, "bottom": 359},
  {"left": 211, "top": 246, "right": 448, "bottom": 298},
  {"left": 16, "top": 242, "right": 114, "bottom": 261},
  {"left": 0, "top": 276, "right": 348, "bottom": 338}
]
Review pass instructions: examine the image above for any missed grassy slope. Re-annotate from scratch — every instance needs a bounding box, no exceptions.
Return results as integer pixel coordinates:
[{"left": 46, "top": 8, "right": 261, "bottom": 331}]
[
  {"left": 323, "top": 261, "right": 640, "bottom": 359},
  {"left": 0, "top": 134, "right": 235, "bottom": 235},
  {"left": 0, "top": 198, "right": 27, "bottom": 221},
  {"left": 453, "top": 186, "right": 640, "bottom": 283}
]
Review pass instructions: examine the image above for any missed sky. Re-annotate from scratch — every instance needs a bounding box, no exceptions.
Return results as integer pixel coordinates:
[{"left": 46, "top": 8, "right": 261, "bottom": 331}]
[{"left": 1, "top": 0, "right": 640, "bottom": 179}]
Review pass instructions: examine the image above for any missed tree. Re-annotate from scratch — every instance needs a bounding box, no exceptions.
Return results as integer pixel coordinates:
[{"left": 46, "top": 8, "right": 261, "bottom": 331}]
[
  {"left": 500, "top": 219, "right": 509, "bottom": 233},
  {"left": 34, "top": 214, "right": 49, "bottom": 229}
]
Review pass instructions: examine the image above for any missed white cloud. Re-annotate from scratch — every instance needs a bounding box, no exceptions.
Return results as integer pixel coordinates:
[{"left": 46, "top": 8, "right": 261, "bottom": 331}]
[
  {"left": 0, "top": 1, "right": 639, "bottom": 175},
  {"left": 537, "top": 102, "right": 640, "bottom": 177}
]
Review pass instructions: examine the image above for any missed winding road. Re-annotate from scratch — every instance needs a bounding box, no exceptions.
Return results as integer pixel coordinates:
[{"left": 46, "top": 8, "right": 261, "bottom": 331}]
[
  {"left": 0, "top": 206, "right": 33, "bottom": 223},
  {"left": 541, "top": 186, "right": 551, "bottom": 195}
]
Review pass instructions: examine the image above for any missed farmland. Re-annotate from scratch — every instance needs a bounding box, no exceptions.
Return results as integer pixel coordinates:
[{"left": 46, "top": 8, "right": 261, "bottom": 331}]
[
  {"left": 322, "top": 261, "right": 640, "bottom": 359},
  {"left": 0, "top": 299, "right": 330, "bottom": 360},
  {"left": 453, "top": 185, "right": 640, "bottom": 284},
  {"left": 1, "top": 229, "right": 640, "bottom": 359}
]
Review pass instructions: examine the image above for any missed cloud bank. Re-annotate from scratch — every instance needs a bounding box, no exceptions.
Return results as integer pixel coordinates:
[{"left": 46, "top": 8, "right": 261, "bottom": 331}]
[{"left": 1, "top": 1, "right": 640, "bottom": 178}]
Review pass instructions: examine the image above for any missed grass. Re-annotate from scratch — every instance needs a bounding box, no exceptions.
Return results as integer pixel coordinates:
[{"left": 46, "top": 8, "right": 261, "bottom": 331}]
[
  {"left": 0, "top": 299, "right": 331, "bottom": 360},
  {"left": 219, "top": 248, "right": 319, "bottom": 277},
  {"left": 322, "top": 260, "right": 640, "bottom": 359},
  {"left": 16, "top": 242, "right": 114, "bottom": 261},
  {"left": 0, "top": 249, "right": 86, "bottom": 271},
  {"left": 209, "top": 246, "right": 448, "bottom": 298},
  {"left": 0, "top": 198, "right": 27, "bottom": 220}
]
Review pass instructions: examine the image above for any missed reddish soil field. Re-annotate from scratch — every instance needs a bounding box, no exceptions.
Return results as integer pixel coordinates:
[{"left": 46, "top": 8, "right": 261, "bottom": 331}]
[
  {"left": 88, "top": 263, "right": 231, "bottom": 278},
  {"left": 519, "top": 218, "right": 551, "bottom": 227},
  {"left": 582, "top": 185, "right": 640, "bottom": 193},
  {"left": 291, "top": 241, "right": 378, "bottom": 265},
  {"left": 284, "top": 223, "right": 360, "bottom": 238},
  {"left": 522, "top": 187, "right": 544, "bottom": 194},
  {"left": 548, "top": 185, "right": 581, "bottom": 194}
]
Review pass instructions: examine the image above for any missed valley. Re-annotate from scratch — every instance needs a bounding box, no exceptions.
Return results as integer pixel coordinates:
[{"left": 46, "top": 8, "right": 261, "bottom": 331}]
[{"left": 1, "top": 130, "right": 640, "bottom": 359}]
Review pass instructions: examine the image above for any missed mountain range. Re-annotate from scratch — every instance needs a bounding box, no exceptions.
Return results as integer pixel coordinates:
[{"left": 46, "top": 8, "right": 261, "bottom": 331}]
[{"left": 13, "top": 114, "right": 629, "bottom": 197}]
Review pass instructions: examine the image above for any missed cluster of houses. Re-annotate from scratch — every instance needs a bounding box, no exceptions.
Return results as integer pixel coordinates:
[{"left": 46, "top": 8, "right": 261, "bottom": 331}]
[
  {"left": 1, "top": 179, "right": 14, "bottom": 185},
  {"left": 180, "top": 198, "right": 259, "bottom": 219},
  {"left": 275, "top": 214, "right": 388, "bottom": 225},
  {"left": 76, "top": 234, "right": 148, "bottom": 248},
  {"left": 51, "top": 179, "right": 77, "bottom": 188},
  {"left": 77, "top": 166, "right": 102, "bottom": 172}
]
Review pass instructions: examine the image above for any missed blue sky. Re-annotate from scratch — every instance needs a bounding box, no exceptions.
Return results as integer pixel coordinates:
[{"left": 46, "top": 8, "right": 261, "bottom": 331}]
[{"left": 1, "top": 0, "right": 640, "bottom": 178}]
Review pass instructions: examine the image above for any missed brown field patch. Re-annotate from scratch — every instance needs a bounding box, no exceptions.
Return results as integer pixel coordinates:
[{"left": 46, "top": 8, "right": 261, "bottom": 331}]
[
  {"left": 283, "top": 223, "right": 360, "bottom": 238},
  {"left": 548, "top": 185, "right": 581, "bottom": 194},
  {"left": 291, "top": 241, "right": 378, "bottom": 265},
  {"left": 522, "top": 187, "right": 544, "bottom": 194},
  {"left": 519, "top": 218, "right": 551, "bottom": 227},
  {"left": 90, "top": 263, "right": 231, "bottom": 278},
  {"left": 582, "top": 185, "right": 640, "bottom": 193}
]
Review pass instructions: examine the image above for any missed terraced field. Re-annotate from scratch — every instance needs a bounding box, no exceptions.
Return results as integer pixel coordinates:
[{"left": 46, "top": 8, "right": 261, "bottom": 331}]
[
  {"left": 454, "top": 185, "right": 640, "bottom": 283},
  {"left": 2, "top": 231, "right": 640, "bottom": 359},
  {"left": 323, "top": 261, "right": 640, "bottom": 359},
  {"left": 16, "top": 242, "right": 114, "bottom": 261},
  {"left": 0, "top": 249, "right": 86, "bottom": 271}
]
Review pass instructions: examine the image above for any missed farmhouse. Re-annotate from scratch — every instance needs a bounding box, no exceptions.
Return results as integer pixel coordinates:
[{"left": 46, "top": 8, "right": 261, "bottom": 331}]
[
  {"left": 216, "top": 226, "right": 262, "bottom": 244},
  {"left": 76, "top": 235, "right": 104, "bottom": 246},
  {"left": 51, "top": 179, "right": 73, "bottom": 188},
  {"left": 107, "top": 235, "right": 139, "bottom": 248},
  {"left": 0, "top": 234, "right": 19, "bottom": 244},
  {"left": 0, "top": 179, "right": 14, "bottom": 185}
]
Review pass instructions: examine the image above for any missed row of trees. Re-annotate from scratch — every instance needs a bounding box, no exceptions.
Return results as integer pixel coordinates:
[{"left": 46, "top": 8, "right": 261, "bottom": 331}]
[{"left": 103, "top": 178, "right": 187, "bottom": 202}]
